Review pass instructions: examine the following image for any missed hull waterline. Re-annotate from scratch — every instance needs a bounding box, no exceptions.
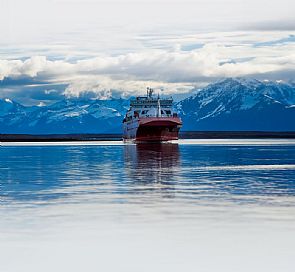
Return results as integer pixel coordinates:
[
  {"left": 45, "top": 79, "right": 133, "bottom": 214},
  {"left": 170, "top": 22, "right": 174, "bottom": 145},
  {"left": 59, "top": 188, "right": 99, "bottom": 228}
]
[{"left": 123, "top": 117, "right": 182, "bottom": 142}]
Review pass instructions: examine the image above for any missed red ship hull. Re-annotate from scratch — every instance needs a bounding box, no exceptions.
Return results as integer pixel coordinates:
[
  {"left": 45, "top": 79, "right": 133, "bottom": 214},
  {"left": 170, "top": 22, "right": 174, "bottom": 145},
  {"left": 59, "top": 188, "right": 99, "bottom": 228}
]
[{"left": 123, "top": 117, "right": 182, "bottom": 142}]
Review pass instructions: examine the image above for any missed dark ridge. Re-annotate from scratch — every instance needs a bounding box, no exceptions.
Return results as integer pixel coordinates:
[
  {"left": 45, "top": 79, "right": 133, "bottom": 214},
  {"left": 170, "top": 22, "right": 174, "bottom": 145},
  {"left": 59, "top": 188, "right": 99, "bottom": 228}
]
[
  {"left": 179, "top": 131, "right": 295, "bottom": 139},
  {"left": 1, "top": 131, "right": 295, "bottom": 142},
  {"left": 0, "top": 134, "right": 122, "bottom": 142}
]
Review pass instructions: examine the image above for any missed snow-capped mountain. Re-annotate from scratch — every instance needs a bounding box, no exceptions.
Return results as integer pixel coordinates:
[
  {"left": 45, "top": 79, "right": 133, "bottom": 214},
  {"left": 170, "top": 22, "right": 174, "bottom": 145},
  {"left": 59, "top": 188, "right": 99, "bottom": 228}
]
[
  {"left": 0, "top": 78, "right": 295, "bottom": 134},
  {"left": 0, "top": 98, "right": 25, "bottom": 117},
  {"left": 0, "top": 98, "right": 129, "bottom": 134},
  {"left": 177, "top": 78, "right": 295, "bottom": 131}
]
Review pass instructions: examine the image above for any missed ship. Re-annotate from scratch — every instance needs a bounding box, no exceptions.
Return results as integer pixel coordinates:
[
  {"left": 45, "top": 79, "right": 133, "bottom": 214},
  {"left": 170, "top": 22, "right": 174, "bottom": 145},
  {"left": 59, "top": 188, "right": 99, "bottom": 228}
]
[{"left": 123, "top": 87, "right": 182, "bottom": 142}]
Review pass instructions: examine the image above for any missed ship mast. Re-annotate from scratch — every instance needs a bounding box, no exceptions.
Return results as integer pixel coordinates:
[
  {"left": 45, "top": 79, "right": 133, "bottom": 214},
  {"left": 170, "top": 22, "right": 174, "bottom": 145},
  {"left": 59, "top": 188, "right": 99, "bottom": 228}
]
[{"left": 157, "top": 94, "right": 162, "bottom": 117}]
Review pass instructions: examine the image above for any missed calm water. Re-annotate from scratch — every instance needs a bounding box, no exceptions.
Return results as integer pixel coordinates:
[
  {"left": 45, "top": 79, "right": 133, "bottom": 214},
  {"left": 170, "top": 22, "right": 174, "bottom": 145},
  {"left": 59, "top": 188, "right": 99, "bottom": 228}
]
[{"left": 1, "top": 139, "right": 295, "bottom": 272}]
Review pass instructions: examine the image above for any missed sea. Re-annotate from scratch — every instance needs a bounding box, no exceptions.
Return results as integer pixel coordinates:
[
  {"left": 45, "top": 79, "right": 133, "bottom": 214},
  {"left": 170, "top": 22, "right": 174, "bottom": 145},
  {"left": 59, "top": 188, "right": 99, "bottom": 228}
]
[{"left": 1, "top": 139, "right": 295, "bottom": 272}]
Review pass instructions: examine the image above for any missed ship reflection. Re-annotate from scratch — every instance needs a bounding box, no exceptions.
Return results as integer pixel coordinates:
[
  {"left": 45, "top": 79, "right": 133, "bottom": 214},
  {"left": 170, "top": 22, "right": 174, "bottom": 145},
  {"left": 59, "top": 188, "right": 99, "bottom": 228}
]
[{"left": 124, "top": 143, "right": 180, "bottom": 184}]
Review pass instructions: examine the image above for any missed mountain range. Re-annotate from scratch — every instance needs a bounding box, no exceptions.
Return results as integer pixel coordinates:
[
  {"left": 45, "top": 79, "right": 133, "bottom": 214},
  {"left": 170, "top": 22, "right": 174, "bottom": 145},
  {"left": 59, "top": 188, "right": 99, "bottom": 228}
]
[
  {"left": 0, "top": 78, "right": 295, "bottom": 134},
  {"left": 177, "top": 78, "right": 295, "bottom": 131}
]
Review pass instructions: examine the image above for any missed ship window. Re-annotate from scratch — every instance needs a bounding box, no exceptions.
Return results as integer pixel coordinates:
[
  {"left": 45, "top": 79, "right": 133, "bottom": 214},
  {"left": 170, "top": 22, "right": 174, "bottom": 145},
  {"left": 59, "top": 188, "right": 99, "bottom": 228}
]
[{"left": 165, "top": 110, "right": 171, "bottom": 115}]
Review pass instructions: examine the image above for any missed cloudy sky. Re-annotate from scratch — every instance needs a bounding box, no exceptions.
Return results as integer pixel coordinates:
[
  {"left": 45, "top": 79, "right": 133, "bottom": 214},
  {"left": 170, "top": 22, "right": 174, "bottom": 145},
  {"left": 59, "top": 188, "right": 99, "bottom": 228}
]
[{"left": 0, "top": 0, "right": 294, "bottom": 105}]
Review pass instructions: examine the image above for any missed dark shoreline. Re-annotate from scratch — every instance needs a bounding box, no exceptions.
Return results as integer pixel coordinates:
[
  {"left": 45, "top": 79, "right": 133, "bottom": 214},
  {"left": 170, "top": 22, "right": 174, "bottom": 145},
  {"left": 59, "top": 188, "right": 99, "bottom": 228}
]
[{"left": 1, "top": 131, "right": 295, "bottom": 142}]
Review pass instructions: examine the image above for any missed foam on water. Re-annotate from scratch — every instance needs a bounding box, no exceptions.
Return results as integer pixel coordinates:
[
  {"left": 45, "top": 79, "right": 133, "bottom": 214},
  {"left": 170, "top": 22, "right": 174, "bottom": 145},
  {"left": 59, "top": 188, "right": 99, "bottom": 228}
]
[
  {"left": 194, "top": 164, "right": 295, "bottom": 171},
  {"left": 177, "top": 138, "right": 295, "bottom": 145},
  {"left": 2, "top": 138, "right": 295, "bottom": 146},
  {"left": 1, "top": 140, "right": 125, "bottom": 146}
]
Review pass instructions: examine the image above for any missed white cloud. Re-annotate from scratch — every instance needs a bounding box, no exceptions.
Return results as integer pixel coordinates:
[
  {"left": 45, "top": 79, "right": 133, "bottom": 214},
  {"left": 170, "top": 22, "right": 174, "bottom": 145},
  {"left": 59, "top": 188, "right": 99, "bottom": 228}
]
[
  {"left": 63, "top": 75, "right": 196, "bottom": 98},
  {"left": 0, "top": 31, "right": 294, "bottom": 98},
  {"left": 1, "top": 0, "right": 294, "bottom": 105}
]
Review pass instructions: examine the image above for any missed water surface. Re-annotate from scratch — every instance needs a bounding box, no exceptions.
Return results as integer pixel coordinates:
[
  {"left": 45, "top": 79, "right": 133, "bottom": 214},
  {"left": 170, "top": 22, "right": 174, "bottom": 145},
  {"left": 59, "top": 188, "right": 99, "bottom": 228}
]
[{"left": 1, "top": 139, "right": 295, "bottom": 271}]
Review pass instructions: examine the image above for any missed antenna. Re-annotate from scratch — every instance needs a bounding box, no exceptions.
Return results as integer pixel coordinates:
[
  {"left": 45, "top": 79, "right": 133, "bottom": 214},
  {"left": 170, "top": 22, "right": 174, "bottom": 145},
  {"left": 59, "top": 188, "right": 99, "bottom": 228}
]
[
  {"left": 159, "top": 87, "right": 164, "bottom": 98},
  {"left": 147, "top": 87, "right": 153, "bottom": 98}
]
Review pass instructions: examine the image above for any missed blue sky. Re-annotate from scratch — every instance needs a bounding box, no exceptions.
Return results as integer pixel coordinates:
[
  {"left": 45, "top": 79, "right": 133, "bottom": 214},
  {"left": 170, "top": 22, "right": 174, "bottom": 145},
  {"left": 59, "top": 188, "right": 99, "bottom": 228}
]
[{"left": 0, "top": 0, "right": 294, "bottom": 105}]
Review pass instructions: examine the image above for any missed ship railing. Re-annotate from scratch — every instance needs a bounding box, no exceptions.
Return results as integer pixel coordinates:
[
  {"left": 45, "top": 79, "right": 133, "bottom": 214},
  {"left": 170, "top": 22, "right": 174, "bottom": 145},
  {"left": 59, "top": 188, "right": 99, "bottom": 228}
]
[{"left": 141, "top": 114, "right": 176, "bottom": 118}]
